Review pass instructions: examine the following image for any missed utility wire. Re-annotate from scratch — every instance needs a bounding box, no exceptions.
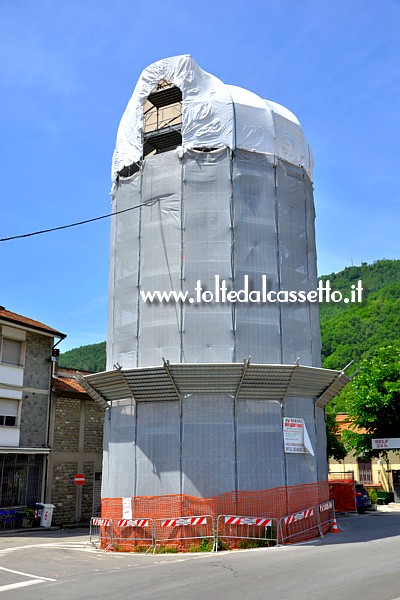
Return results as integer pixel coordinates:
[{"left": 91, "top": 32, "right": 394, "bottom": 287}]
[{"left": 0, "top": 201, "right": 152, "bottom": 242}]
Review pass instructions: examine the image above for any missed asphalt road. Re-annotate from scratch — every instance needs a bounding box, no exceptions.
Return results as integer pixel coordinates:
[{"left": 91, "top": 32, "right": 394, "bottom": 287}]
[{"left": 1, "top": 511, "right": 400, "bottom": 600}]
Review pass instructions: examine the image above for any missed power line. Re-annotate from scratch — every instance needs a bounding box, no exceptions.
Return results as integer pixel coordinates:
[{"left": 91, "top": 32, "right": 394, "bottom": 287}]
[{"left": 0, "top": 201, "right": 151, "bottom": 242}]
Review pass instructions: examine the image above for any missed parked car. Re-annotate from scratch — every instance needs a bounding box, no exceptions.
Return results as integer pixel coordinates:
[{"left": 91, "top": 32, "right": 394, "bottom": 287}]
[{"left": 355, "top": 483, "right": 372, "bottom": 513}]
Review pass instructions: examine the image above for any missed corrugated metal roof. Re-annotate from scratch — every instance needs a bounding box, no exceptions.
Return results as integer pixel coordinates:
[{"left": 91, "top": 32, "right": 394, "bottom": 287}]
[{"left": 82, "top": 362, "right": 349, "bottom": 407}]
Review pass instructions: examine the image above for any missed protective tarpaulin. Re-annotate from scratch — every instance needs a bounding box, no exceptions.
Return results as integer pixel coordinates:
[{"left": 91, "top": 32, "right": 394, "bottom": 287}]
[
  {"left": 182, "top": 149, "right": 233, "bottom": 363},
  {"left": 284, "top": 398, "right": 320, "bottom": 485},
  {"left": 138, "top": 152, "right": 182, "bottom": 366},
  {"left": 315, "top": 406, "right": 329, "bottom": 481},
  {"left": 181, "top": 394, "right": 235, "bottom": 497},
  {"left": 107, "top": 175, "right": 140, "bottom": 369},
  {"left": 107, "top": 151, "right": 321, "bottom": 370},
  {"left": 112, "top": 55, "right": 313, "bottom": 181},
  {"left": 236, "top": 400, "right": 285, "bottom": 490},
  {"left": 104, "top": 398, "right": 136, "bottom": 498},
  {"left": 101, "top": 393, "right": 327, "bottom": 499},
  {"left": 232, "top": 151, "right": 281, "bottom": 363},
  {"left": 135, "top": 402, "right": 181, "bottom": 496}
]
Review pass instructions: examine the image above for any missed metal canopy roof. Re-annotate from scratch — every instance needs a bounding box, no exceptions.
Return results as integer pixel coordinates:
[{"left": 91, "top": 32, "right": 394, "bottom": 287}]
[{"left": 81, "top": 362, "right": 349, "bottom": 410}]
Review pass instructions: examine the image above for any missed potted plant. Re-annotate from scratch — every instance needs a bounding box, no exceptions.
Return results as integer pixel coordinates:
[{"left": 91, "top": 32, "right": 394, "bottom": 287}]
[
  {"left": 23, "top": 507, "right": 35, "bottom": 527},
  {"left": 368, "top": 488, "right": 378, "bottom": 510}
]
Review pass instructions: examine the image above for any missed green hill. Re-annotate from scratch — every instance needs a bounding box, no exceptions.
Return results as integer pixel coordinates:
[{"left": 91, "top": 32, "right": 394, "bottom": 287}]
[
  {"left": 60, "top": 259, "right": 400, "bottom": 375},
  {"left": 60, "top": 341, "right": 106, "bottom": 372},
  {"left": 320, "top": 259, "right": 400, "bottom": 370}
]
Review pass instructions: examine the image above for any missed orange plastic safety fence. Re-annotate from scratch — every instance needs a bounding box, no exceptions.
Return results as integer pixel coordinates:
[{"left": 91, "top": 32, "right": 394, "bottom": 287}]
[
  {"left": 328, "top": 480, "right": 356, "bottom": 513},
  {"left": 103, "top": 480, "right": 331, "bottom": 550}
]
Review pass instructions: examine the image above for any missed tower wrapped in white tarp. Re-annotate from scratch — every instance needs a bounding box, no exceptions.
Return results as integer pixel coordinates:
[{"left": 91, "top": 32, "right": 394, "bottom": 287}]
[
  {"left": 89, "top": 56, "right": 347, "bottom": 506},
  {"left": 108, "top": 55, "right": 319, "bottom": 372}
]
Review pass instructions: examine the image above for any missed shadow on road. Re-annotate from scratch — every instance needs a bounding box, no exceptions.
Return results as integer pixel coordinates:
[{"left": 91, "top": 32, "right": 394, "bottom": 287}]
[{"left": 308, "top": 511, "right": 400, "bottom": 546}]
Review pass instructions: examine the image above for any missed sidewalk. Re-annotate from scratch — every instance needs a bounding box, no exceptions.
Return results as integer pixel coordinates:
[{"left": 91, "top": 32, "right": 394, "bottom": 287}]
[
  {"left": 377, "top": 503, "right": 400, "bottom": 513},
  {"left": 0, "top": 526, "right": 60, "bottom": 536}
]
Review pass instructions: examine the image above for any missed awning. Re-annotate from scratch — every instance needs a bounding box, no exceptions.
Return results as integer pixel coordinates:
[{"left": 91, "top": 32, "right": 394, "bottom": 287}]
[
  {"left": 79, "top": 362, "right": 349, "bottom": 410},
  {"left": 0, "top": 447, "right": 51, "bottom": 454}
]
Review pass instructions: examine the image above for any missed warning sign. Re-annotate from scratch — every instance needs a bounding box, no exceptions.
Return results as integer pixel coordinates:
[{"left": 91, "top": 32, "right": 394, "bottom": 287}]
[
  {"left": 122, "top": 497, "right": 132, "bottom": 519},
  {"left": 283, "top": 418, "right": 314, "bottom": 456}
]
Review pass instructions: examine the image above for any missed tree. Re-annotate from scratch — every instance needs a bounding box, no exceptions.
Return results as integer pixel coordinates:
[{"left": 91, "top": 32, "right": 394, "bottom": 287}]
[
  {"left": 326, "top": 410, "right": 347, "bottom": 461},
  {"left": 342, "top": 346, "right": 400, "bottom": 457}
]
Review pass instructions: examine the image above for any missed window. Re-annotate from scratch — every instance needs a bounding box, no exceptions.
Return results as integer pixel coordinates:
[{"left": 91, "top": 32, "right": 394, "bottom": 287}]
[
  {"left": 357, "top": 458, "right": 373, "bottom": 484},
  {"left": 143, "top": 80, "right": 182, "bottom": 158},
  {"left": 1, "top": 338, "right": 23, "bottom": 366},
  {"left": 0, "top": 399, "right": 19, "bottom": 427},
  {"left": 0, "top": 415, "right": 17, "bottom": 427}
]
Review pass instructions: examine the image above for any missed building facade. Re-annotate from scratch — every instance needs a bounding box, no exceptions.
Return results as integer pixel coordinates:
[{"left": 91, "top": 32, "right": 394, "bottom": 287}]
[
  {"left": 0, "top": 307, "right": 104, "bottom": 528},
  {"left": 329, "top": 414, "right": 400, "bottom": 503},
  {"left": 0, "top": 307, "right": 65, "bottom": 512},
  {"left": 48, "top": 367, "right": 104, "bottom": 525}
]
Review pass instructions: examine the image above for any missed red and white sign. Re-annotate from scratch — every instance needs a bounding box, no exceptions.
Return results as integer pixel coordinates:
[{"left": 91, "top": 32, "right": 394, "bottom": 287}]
[
  {"left": 224, "top": 516, "right": 272, "bottom": 527},
  {"left": 117, "top": 519, "right": 150, "bottom": 527},
  {"left": 319, "top": 501, "right": 333, "bottom": 512},
  {"left": 122, "top": 497, "right": 132, "bottom": 519},
  {"left": 284, "top": 508, "right": 314, "bottom": 525},
  {"left": 74, "top": 473, "right": 86, "bottom": 486},
  {"left": 283, "top": 418, "right": 314, "bottom": 456},
  {"left": 92, "top": 518, "right": 110, "bottom": 526},
  {"left": 161, "top": 516, "right": 207, "bottom": 527}
]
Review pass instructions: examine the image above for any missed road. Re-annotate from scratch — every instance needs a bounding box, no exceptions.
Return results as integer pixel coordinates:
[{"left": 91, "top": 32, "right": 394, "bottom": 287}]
[{"left": 1, "top": 511, "right": 400, "bottom": 599}]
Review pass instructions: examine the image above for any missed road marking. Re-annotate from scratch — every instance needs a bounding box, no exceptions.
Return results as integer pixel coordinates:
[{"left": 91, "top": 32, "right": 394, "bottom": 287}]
[
  {"left": 0, "top": 580, "right": 44, "bottom": 593},
  {"left": 0, "top": 566, "right": 56, "bottom": 581}
]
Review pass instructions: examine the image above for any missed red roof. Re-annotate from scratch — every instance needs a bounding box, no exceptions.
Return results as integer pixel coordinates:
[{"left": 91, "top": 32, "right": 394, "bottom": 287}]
[
  {"left": 52, "top": 376, "right": 87, "bottom": 395},
  {"left": 0, "top": 307, "right": 66, "bottom": 339},
  {"left": 336, "top": 414, "right": 367, "bottom": 435}
]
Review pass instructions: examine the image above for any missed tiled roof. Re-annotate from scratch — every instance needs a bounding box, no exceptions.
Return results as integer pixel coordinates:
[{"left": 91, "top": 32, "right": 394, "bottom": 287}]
[
  {"left": 52, "top": 376, "right": 88, "bottom": 395},
  {"left": 0, "top": 307, "right": 66, "bottom": 339},
  {"left": 336, "top": 413, "right": 367, "bottom": 435}
]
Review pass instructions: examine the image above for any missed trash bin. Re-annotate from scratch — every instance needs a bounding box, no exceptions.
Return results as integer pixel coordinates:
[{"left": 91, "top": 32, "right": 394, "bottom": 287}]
[{"left": 39, "top": 504, "right": 55, "bottom": 527}]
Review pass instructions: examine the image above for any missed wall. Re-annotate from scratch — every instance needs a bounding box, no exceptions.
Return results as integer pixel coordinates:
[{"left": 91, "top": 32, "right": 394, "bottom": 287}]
[
  {"left": 19, "top": 331, "right": 52, "bottom": 447},
  {"left": 47, "top": 392, "right": 103, "bottom": 525}
]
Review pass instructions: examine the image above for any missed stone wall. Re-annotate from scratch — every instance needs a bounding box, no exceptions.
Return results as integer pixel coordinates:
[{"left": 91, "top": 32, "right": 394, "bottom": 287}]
[
  {"left": 20, "top": 332, "right": 53, "bottom": 447},
  {"left": 49, "top": 393, "right": 104, "bottom": 525},
  {"left": 53, "top": 397, "right": 80, "bottom": 452}
]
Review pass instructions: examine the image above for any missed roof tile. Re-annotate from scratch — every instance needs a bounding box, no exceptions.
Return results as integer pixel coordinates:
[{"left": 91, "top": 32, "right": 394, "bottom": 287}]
[{"left": 0, "top": 307, "right": 65, "bottom": 338}]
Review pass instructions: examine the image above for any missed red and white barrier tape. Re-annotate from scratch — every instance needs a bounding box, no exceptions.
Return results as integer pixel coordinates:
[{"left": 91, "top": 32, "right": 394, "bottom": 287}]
[
  {"left": 92, "top": 518, "right": 111, "bottom": 526},
  {"left": 224, "top": 516, "right": 272, "bottom": 527},
  {"left": 284, "top": 508, "right": 314, "bottom": 525},
  {"left": 161, "top": 517, "right": 208, "bottom": 527},
  {"left": 117, "top": 519, "right": 150, "bottom": 527}
]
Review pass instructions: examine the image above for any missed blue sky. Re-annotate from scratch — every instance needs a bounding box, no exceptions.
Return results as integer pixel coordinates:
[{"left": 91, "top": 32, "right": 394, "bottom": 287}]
[{"left": 1, "top": 0, "right": 399, "bottom": 351}]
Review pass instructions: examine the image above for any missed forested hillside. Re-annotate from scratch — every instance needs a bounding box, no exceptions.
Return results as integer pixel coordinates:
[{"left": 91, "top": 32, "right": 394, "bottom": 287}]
[
  {"left": 60, "top": 341, "right": 106, "bottom": 372},
  {"left": 320, "top": 259, "right": 400, "bottom": 370},
  {"left": 60, "top": 259, "right": 400, "bottom": 375}
]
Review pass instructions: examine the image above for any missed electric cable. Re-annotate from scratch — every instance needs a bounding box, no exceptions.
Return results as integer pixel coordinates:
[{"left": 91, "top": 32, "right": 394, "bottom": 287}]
[{"left": 0, "top": 199, "right": 156, "bottom": 242}]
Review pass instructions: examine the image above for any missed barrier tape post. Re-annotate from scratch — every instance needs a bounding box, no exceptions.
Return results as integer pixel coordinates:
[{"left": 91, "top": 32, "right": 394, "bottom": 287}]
[
  {"left": 88, "top": 517, "right": 114, "bottom": 551},
  {"left": 113, "top": 518, "right": 155, "bottom": 552},
  {"left": 214, "top": 515, "right": 278, "bottom": 552},
  {"left": 154, "top": 515, "right": 214, "bottom": 552}
]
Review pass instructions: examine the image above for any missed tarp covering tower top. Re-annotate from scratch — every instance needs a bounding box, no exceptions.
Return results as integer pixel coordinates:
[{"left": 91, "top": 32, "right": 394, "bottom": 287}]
[{"left": 112, "top": 54, "right": 313, "bottom": 182}]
